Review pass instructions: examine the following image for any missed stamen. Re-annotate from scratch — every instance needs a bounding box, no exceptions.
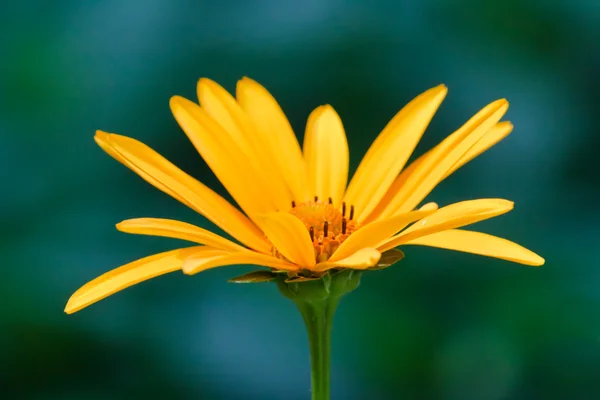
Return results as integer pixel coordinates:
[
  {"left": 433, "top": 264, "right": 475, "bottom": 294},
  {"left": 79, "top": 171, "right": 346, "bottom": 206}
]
[
  {"left": 281, "top": 199, "right": 361, "bottom": 264},
  {"left": 342, "top": 202, "right": 346, "bottom": 217},
  {"left": 314, "top": 195, "right": 318, "bottom": 202}
]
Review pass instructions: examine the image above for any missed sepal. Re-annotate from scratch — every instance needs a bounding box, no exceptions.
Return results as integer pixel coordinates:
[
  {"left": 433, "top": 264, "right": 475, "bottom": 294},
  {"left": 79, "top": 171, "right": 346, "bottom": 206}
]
[{"left": 228, "top": 270, "right": 278, "bottom": 283}]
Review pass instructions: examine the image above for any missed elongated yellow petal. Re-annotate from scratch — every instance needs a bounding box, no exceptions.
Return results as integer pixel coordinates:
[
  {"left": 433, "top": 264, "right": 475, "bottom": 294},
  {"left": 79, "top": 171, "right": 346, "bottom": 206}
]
[
  {"left": 419, "top": 202, "right": 439, "bottom": 211},
  {"left": 183, "top": 250, "right": 300, "bottom": 275},
  {"left": 405, "top": 229, "right": 545, "bottom": 266},
  {"left": 95, "top": 131, "right": 189, "bottom": 206},
  {"left": 96, "top": 133, "right": 129, "bottom": 166},
  {"left": 197, "top": 79, "right": 293, "bottom": 211},
  {"left": 367, "top": 122, "right": 510, "bottom": 224},
  {"left": 303, "top": 105, "right": 349, "bottom": 207},
  {"left": 95, "top": 131, "right": 270, "bottom": 253},
  {"left": 236, "top": 77, "right": 310, "bottom": 202},
  {"left": 255, "top": 212, "right": 316, "bottom": 268},
  {"left": 170, "top": 96, "right": 277, "bottom": 215},
  {"left": 364, "top": 122, "right": 510, "bottom": 224},
  {"left": 116, "top": 218, "right": 248, "bottom": 253},
  {"left": 378, "top": 199, "right": 514, "bottom": 252},
  {"left": 343, "top": 85, "right": 448, "bottom": 221},
  {"left": 329, "top": 209, "right": 434, "bottom": 262},
  {"left": 445, "top": 121, "right": 513, "bottom": 178},
  {"left": 197, "top": 79, "right": 246, "bottom": 143},
  {"left": 371, "top": 100, "right": 509, "bottom": 222},
  {"left": 315, "top": 248, "right": 381, "bottom": 272},
  {"left": 65, "top": 247, "right": 204, "bottom": 314},
  {"left": 363, "top": 156, "right": 426, "bottom": 224}
]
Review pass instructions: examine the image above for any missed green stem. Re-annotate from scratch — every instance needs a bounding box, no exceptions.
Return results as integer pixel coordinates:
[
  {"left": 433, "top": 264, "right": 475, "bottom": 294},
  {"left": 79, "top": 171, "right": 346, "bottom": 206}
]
[
  {"left": 295, "top": 297, "right": 338, "bottom": 400},
  {"left": 276, "top": 270, "right": 362, "bottom": 400}
]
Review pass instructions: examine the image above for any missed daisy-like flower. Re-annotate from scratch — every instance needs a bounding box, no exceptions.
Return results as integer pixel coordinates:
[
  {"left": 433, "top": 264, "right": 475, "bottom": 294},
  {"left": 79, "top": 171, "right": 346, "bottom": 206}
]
[{"left": 65, "top": 78, "right": 544, "bottom": 314}]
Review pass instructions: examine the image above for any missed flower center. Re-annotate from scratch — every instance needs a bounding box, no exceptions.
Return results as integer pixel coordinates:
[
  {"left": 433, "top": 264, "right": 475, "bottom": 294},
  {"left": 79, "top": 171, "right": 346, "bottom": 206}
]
[{"left": 279, "top": 197, "right": 359, "bottom": 263}]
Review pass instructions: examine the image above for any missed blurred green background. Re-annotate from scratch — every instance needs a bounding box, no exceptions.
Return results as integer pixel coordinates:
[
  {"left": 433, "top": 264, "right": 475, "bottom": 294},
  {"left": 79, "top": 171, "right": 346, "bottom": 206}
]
[{"left": 2, "top": 0, "right": 599, "bottom": 399}]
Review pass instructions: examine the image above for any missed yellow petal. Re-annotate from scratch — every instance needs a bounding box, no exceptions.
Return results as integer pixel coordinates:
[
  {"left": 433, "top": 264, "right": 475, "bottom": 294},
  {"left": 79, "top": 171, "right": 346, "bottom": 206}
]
[
  {"left": 183, "top": 250, "right": 300, "bottom": 275},
  {"left": 95, "top": 131, "right": 187, "bottom": 205},
  {"left": 373, "top": 121, "right": 511, "bottom": 223},
  {"left": 197, "top": 79, "right": 245, "bottom": 143},
  {"left": 370, "top": 99, "right": 509, "bottom": 222},
  {"left": 364, "top": 121, "right": 509, "bottom": 224},
  {"left": 404, "top": 229, "right": 545, "bottom": 266},
  {"left": 303, "top": 105, "right": 349, "bottom": 207},
  {"left": 343, "top": 84, "right": 448, "bottom": 221},
  {"left": 236, "top": 77, "right": 310, "bottom": 202},
  {"left": 419, "top": 202, "right": 439, "bottom": 211},
  {"left": 170, "top": 96, "right": 277, "bottom": 215},
  {"left": 362, "top": 156, "right": 426, "bottom": 224},
  {"left": 255, "top": 212, "right": 315, "bottom": 268},
  {"left": 197, "top": 79, "right": 293, "bottom": 211},
  {"left": 116, "top": 218, "right": 248, "bottom": 253},
  {"left": 95, "top": 132, "right": 129, "bottom": 166},
  {"left": 95, "top": 131, "right": 270, "bottom": 253},
  {"left": 65, "top": 247, "right": 204, "bottom": 314},
  {"left": 379, "top": 199, "right": 514, "bottom": 252},
  {"left": 329, "top": 209, "right": 435, "bottom": 262},
  {"left": 445, "top": 121, "right": 513, "bottom": 179},
  {"left": 315, "top": 248, "right": 381, "bottom": 272}
]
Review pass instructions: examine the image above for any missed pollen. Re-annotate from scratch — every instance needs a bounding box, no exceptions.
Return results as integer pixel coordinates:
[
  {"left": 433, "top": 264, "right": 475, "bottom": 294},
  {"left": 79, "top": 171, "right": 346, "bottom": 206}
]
[{"left": 283, "top": 197, "right": 359, "bottom": 263}]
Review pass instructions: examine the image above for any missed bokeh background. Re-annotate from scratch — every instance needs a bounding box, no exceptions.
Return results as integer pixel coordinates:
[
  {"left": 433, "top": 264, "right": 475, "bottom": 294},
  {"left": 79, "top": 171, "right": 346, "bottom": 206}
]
[{"left": 2, "top": 1, "right": 599, "bottom": 399}]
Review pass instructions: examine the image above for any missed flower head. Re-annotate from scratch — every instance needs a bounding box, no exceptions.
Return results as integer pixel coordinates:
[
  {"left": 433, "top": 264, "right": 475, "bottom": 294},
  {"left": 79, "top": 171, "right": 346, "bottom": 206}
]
[{"left": 65, "top": 77, "right": 544, "bottom": 314}]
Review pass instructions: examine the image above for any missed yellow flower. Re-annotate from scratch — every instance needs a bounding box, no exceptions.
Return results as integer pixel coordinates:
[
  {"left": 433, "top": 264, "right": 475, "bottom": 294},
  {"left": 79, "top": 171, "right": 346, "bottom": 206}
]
[{"left": 65, "top": 78, "right": 544, "bottom": 314}]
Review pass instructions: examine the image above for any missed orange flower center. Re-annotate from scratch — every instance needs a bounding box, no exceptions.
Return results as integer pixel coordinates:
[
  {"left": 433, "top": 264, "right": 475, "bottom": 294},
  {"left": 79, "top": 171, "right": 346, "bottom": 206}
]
[{"left": 278, "top": 197, "right": 360, "bottom": 263}]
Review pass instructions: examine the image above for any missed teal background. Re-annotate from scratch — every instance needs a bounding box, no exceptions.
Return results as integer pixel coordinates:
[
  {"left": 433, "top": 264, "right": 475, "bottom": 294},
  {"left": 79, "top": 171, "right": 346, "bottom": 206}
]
[{"left": 2, "top": 1, "right": 599, "bottom": 399}]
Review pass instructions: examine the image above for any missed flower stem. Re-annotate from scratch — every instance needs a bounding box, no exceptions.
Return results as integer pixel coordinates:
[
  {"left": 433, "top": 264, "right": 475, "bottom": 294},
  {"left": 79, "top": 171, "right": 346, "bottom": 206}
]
[
  {"left": 276, "top": 270, "right": 362, "bottom": 400},
  {"left": 296, "top": 296, "right": 338, "bottom": 400}
]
